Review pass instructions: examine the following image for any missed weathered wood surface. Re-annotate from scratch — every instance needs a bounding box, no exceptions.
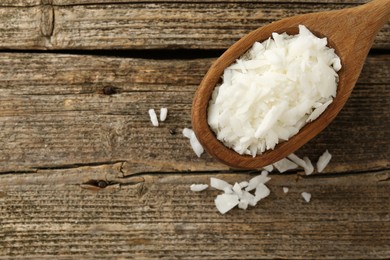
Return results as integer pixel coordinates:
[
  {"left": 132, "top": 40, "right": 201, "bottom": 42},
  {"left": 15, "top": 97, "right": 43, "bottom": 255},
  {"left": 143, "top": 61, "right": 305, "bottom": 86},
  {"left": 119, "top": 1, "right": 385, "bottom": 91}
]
[
  {"left": 0, "top": 0, "right": 389, "bottom": 258},
  {"left": 0, "top": 168, "right": 389, "bottom": 258},
  {"left": 0, "top": 0, "right": 371, "bottom": 7},
  {"left": 0, "top": 54, "right": 388, "bottom": 174},
  {"left": 0, "top": 1, "right": 388, "bottom": 50}
]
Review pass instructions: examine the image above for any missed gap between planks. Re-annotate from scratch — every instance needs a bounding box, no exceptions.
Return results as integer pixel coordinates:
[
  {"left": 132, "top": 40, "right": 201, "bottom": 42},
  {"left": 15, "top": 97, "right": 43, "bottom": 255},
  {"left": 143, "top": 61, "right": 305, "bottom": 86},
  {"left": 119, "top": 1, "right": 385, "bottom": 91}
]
[{"left": 0, "top": 160, "right": 389, "bottom": 188}]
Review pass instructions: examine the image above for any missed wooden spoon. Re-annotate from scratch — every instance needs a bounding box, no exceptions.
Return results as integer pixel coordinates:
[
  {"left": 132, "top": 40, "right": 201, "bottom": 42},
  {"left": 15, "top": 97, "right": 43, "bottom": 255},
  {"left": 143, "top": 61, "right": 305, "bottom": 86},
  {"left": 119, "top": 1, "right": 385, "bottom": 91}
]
[{"left": 192, "top": 0, "right": 390, "bottom": 169}]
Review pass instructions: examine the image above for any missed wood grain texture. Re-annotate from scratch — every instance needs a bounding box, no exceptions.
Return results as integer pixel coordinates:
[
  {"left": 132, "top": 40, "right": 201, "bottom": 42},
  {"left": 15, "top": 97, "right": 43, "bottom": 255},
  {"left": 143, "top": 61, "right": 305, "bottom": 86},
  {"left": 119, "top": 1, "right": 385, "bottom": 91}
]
[
  {"left": 0, "top": 53, "right": 388, "bottom": 173},
  {"left": 0, "top": 2, "right": 388, "bottom": 50},
  {"left": 0, "top": 168, "right": 389, "bottom": 258},
  {"left": 0, "top": 6, "right": 46, "bottom": 49},
  {"left": 0, "top": 1, "right": 388, "bottom": 258},
  {"left": 52, "top": 0, "right": 369, "bottom": 5},
  {"left": 49, "top": 2, "right": 390, "bottom": 50},
  {"left": 0, "top": 0, "right": 40, "bottom": 7},
  {"left": 0, "top": 0, "right": 370, "bottom": 7}
]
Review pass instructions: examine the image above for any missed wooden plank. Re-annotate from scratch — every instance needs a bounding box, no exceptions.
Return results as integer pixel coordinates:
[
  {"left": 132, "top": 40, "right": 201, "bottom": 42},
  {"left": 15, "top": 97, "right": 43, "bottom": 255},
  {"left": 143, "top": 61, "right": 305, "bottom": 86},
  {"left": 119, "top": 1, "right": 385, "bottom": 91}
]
[
  {"left": 49, "top": 3, "right": 390, "bottom": 50},
  {"left": 0, "top": 6, "right": 48, "bottom": 49},
  {"left": 0, "top": 2, "right": 388, "bottom": 50},
  {"left": 52, "top": 0, "right": 369, "bottom": 5},
  {"left": 0, "top": 0, "right": 40, "bottom": 7},
  {"left": 0, "top": 0, "right": 369, "bottom": 7},
  {"left": 0, "top": 53, "right": 388, "bottom": 173},
  {"left": 0, "top": 168, "right": 389, "bottom": 258}
]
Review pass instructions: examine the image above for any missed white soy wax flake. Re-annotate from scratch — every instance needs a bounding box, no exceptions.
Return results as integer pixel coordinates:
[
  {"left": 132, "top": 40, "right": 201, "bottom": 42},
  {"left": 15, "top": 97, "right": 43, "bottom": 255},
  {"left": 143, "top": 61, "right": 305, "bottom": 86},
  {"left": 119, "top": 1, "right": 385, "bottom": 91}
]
[
  {"left": 148, "top": 109, "right": 159, "bottom": 127},
  {"left": 287, "top": 153, "right": 307, "bottom": 168},
  {"left": 210, "top": 177, "right": 233, "bottom": 191},
  {"left": 241, "top": 190, "right": 257, "bottom": 206},
  {"left": 239, "top": 181, "right": 249, "bottom": 188},
  {"left": 182, "top": 128, "right": 204, "bottom": 157},
  {"left": 190, "top": 184, "right": 208, "bottom": 192},
  {"left": 182, "top": 128, "right": 193, "bottom": 138},
  {"left": 223, "top": 186, "right": 234, "bottom": 194},
  {"left": 245, "top": 171, "right": 271, "bottom": 192},
  {"left": 254, "top": 183, "right": 271, "bottom": 202},
  {"left": 303, "top": 157, "right": 314, "bottom": 175},
  {"left": 160, "top": 107, "right": 168, "bottom": 122},
  {"left": 238, "top": 199, "right": 249, "bottom": 210},
  {"left": 301, "top": 192, "right": 312, "bottom": 203},
  {"left": 317, "top": 150, "right": 332, "bottom": 173},
  {"left": 288, "top": 153, "right": 314, "bottom": 175},
  {"left": 232, "top": 182, "right": 243, "bottom": 196},
  {"left": 215, "top": 193, "right": 240, "bottom": 214},
  {"left": 273, "top": 158, "right": 298, "bottom": 173},
  {"left": 263, "top": 164, "right": 274, "bottom": 172},
  {"left": 306, "top": 99, "right": 333, "bottom": 122},
  {"left": 189, "top": 132, "right": 204, "bottom": 157}
]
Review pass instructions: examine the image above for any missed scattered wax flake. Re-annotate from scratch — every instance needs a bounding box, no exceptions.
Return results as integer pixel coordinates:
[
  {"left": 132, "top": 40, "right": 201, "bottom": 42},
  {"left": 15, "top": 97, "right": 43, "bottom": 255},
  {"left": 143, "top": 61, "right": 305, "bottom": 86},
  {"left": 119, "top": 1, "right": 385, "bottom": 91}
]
[
  {"left": 254, "top": 183, "right": 271, "bottom": 203},
  {"left": 263, "top": 164, "right": 274, "bottom": 172},
  {"left": 301, "top": 192, "right": 312, "bottom": 203},
  {"left": 215, "top": 194, "right": 240, "bottom": 214},
  {"left": 148, "top": 109, "right": 158, "bottom": 127},
  {"left": 317, "top": 150, "right": 332, "bottom": 173},
  {"left": 160, "top": 107, "right": 168, "bottom": 121},
  {"left": 190, "top": 184, "right": 208, "bottom": 192},
  {"left": 245, "top": 173, "right": 271, "bottom": 192},
  {"left": 210, "top": 177, "right": 233, "bottom": 191},
  {"left": 273, "top": 158, "right": 298, "bottom": 173},
  {"left": 182, "top": 128, "right": 204, "bottom": 157}
]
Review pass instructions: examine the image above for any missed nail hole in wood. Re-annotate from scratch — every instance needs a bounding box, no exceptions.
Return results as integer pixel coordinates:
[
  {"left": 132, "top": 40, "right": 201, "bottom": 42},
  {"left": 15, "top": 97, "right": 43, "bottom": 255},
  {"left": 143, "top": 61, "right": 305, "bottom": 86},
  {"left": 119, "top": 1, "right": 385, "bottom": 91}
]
[
  {"left": 169, "top": 128, "right": 177, "bottom": 135},
  {"left": 83, "top": 179, "right": 109, "bottom": 189},
  {"left": 102, "top": 86, "right": 117, "bottom": 95}
]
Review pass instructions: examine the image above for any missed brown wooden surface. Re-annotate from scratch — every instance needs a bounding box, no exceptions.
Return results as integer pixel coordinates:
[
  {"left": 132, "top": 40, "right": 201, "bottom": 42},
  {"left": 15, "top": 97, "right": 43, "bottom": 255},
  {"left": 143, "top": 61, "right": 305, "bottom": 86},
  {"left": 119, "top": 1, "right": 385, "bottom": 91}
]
[
  {"left": 0, "top": 2, "right": 389, "bottom": 50},
  {"left": 1, "top": 169, "right": 390, "bottom": 258},
  {"left": 0, "top": 54, "right": 388, "bottom": 174},
  {"left": 0, "top": 0, "right": 389, "bottom": 258}
]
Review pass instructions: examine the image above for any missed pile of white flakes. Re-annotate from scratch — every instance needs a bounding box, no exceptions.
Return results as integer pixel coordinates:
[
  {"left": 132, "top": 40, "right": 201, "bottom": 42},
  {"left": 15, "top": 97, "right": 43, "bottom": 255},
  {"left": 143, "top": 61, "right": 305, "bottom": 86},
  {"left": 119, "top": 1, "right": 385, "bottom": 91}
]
[
  {"left": 190, "top": 150, "right": 332, "bottom": 214},
  {"left": 192, "top": 171, "right": 271, "bottom": 214},
  {"left": 207, "top": 25, "right": 341, "bottom": 157}
]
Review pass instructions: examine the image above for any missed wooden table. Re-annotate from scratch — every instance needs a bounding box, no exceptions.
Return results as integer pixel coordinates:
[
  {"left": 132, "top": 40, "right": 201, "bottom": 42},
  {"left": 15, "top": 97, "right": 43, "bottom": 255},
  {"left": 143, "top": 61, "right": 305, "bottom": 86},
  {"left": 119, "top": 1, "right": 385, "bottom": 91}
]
[{"left": 0, "top": 0, "right": 389, "bottom": 258}]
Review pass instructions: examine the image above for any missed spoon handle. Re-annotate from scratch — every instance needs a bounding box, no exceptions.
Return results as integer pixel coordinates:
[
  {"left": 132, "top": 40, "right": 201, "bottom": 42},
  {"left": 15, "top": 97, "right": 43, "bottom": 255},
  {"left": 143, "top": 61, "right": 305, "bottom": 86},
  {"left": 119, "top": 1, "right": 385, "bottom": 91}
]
[{"left": 358, "top": 0, "right": 390, "bottom": 31}]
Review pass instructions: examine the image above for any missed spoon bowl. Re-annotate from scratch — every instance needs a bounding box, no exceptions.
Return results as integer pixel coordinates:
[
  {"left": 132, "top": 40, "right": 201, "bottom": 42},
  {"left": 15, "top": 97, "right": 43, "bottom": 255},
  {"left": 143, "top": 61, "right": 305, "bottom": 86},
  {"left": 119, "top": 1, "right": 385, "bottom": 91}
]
[{"left": 192, "top": 0, "right": 390, "bottom": 169}]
